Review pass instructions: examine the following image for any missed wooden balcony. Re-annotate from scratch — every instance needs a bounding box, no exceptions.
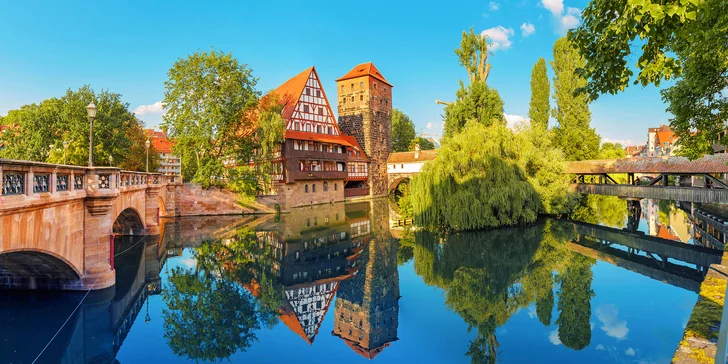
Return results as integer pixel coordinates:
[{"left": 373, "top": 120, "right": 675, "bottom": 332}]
[
  {"left": 286, "top": 149, "right": 348, "bottom": 162},
  {"left": 344, "top": 187, "right": 369, "bottom": 197},
  {"left": 288, "top": 170, "right": 347, "bottom": 181}
]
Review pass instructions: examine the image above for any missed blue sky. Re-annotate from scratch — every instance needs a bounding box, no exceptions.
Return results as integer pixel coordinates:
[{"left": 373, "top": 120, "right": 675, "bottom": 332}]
[{"left": 0, "top": 0, "right": 671, "bottom": 145}]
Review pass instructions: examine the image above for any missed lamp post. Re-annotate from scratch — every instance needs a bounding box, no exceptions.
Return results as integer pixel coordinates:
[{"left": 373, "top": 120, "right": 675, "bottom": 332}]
[
  {"left": 109, "top": 155, "right": 114, "bottom": 167},
  {"left": 87, "top": 103, "right": 97, "bottom": 167},
  {"left": 63, "top": 140, "right": 69, "bottom": 165},
  {"left": 48, "top": 144, "right": 54, "bottom": 159},
  {"left": 145, "top": 139, "right": 151, "bottom": 173},
  {"left": 435, "top": 100, "right": 451, "bottom": 106}
]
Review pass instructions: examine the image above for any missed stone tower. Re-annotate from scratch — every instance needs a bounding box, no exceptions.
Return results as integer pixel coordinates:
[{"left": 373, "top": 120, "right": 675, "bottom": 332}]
[{"left": 336, "top": 62, "right": 392, "bottom": 197}]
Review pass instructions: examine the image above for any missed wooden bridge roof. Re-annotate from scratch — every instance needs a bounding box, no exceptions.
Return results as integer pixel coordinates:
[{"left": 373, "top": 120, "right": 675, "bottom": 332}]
[{"left": 567, "top": 154, "right": 728, "bottom": 174}]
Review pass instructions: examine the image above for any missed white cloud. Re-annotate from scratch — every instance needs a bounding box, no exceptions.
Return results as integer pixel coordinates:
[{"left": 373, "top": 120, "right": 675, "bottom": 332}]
[
  {"left": 133, "top": 101, "right": 165, "bottom": 116},
  {"left": 596, "top": 344, "right": 606, "bottom": 351},
  {"left": 548, "top": 329, "right": 562, "bottom": 345},
  {"left": 625, "top": 348, "right": 636, "bottom": 356},
  {"left": 489, "top": 1, "right": 499, "bottom": 11},
  {"left": 596, "top": 304, "right": 629, "bottom": 340},
  {"left": 527, "top": 306, "right": 537, "bottom": 319},
  {"left": 504, "top": 113, "right": 529, "bottom": 129},
  {"left": 178, "top": 258, "right": 197, "bottom": 268},
  {"left": 521, "top": 23, "right": 536, "bottom": 37},
  {"left": 482, "top": 26, "right": 515, "bottom": 52},
  {"left": 426, "top": 122, "right": 434, "bottom": 129},
  {"left": 602, "top": 138, "right": 633, "bottom": 146},
  {"left": 541, "top": 0, "right": 564, "bottom": 16},
  {"left": 559, "top": 7, "right": 582, "bottom": 33}
]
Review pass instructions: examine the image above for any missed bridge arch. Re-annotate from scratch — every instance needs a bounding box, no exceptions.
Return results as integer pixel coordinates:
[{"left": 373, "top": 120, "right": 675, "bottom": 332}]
[
  {"left": 0, "top": 249, "right": 82, "bottom": 289},
  {"left": 388, "top": 176, "right": 411, "bottom": 194},
  {"left": 113, "top": 208, "right": 146, "bottom": 235}
]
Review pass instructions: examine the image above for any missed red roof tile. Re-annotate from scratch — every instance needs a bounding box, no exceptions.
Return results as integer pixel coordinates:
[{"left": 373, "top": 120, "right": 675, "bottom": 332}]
[
  {"left": 387, "top": 149, "right": 438, "bottom": 164},
  {"left": 285, "top": 130, "right": 354, "bottom": 146},
  {"left": 269, "top": 67, "right": 314, "bottom": 121},
  {"left": 336, "top": 62, "right": 392, "bottom": 87},
  {"left": 341, "top": 135, "right": 370, "bottom": 162}
]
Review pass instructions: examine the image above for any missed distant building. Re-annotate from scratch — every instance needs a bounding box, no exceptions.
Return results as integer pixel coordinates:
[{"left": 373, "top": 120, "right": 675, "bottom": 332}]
[
  {"left": 387, "top": 146, "right": 438, "bottom": 175},
  {"left": 713, "top": 130, "right": 728, "bottom": 154},
  {"left": 647, "top": 125, "right": 679, "bottom": 156},
  {"left": 625, "top": 145, "right": 645, "bottom": 158},
  {"left": 145, "top": 129, "right": 181, "bottom": 180}
]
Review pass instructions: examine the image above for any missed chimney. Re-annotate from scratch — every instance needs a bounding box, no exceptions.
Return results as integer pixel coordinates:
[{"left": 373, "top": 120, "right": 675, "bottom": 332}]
[{"left": 414, "top": 144, "right": 420, "bottom": 159}]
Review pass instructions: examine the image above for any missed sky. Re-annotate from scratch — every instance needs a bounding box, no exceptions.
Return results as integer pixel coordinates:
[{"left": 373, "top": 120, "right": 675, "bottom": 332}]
[{"left": 0, "top": 0, "right": 673, "bottom": 146}]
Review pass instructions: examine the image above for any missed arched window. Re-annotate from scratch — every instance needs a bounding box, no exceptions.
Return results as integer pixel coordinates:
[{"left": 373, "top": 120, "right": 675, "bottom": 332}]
[
  {"left": 312, "top": 184, "right": 316, "bottom": 193},
  {"left": 324, "top": 181, "right": 328, "bottom": 191},
  {"left": 305, "top": 184, "right": 309, "bottom": 193}
]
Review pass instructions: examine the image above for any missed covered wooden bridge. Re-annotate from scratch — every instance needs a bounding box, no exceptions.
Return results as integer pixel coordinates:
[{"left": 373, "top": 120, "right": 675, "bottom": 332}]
[{"left": 568, "top": 154, "right": 728, "bottom": 204}]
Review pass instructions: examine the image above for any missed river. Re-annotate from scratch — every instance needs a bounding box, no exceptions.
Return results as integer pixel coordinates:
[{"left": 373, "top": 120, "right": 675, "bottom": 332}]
[{"left": 0, "top": 197, "right": 722, "bottom": 363}]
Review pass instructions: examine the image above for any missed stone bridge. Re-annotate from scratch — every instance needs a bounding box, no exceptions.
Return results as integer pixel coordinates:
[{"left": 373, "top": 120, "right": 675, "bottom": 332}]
[{"left": 0, "top": 159, "right": 177, "bottom": 291}]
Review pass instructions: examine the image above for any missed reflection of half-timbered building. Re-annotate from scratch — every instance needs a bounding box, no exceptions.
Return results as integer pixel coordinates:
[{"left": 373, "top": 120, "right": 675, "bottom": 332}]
[{"left": 245, "top": 203, "right": 374, "bottom": 344}]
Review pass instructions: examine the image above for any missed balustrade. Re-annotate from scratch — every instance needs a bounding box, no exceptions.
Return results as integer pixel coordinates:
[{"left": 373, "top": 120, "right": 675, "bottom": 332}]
[
  {"left": 2, "top": 173, "right": 24, "bottom": 195},
  {"left": 56, "top": 174, "right": 69, "bottom": 192},
  {"left": 33, "top": 174, "right": 50, "bottom": 193}
]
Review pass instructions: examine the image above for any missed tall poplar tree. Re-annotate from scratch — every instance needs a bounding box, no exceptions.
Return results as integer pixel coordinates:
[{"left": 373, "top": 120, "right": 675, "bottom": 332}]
[
  {"left": 550, "top": 37, "right": 600, "bottom": 161},
  {"left": 391, "top": 108, "right": 416, "bottom": 152},
  {"left": 528, "top": 58, "right": 550, "bottom": 131}
]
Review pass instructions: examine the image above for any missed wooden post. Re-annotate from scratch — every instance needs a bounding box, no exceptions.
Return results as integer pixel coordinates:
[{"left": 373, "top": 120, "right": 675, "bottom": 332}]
[{"left": 662, "top": 174, "right": 668, "bottom": 186}]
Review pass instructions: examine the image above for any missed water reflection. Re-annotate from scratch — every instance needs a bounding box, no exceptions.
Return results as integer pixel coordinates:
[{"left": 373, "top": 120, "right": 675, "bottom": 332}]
[{"left": 1, "top": 199, "right": 724, "bottom": 363}]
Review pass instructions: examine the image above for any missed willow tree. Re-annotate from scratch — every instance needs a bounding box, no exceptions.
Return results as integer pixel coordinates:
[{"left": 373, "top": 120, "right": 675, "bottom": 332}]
[{"left": 410, "top": 121, "right": 576, "bottom": 231}]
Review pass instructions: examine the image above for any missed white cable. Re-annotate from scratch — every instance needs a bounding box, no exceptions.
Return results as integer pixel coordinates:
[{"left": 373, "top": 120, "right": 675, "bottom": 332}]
[{"left": 32, "top": 234, "right": 146, "bottom": 362}]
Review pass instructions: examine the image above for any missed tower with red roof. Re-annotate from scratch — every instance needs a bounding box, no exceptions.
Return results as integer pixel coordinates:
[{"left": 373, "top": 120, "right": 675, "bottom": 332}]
[{"left": 336, "top": 63, "right": 393, "bottom": 197}]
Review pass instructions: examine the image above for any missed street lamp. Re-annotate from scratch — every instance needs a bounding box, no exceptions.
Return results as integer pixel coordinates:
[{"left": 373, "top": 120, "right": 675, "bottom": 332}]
[
  {"left": 87, "top": 103, "right": 97, "bottom": 167},
  {"left": 145, "top": 139, "right": 151, "bottom": 173},
  {"left": 109, "top": 155, "right": 114, "bottom": 167},
  {"left": 435, "top": 100, "right": 451, "bottom": 106},
  {"left": 48, "top": 144, "right": 54, "bottom": 159},
  {"left": 63, "top": 140, "right": 69, "bottom": 165}
]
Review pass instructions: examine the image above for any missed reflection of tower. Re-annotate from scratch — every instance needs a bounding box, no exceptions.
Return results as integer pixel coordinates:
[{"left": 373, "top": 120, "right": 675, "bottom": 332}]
[
  {"left": 642, "top": 199, "right": 659, "bottom": 236},
  {"left": 333, "top": 200, "right": 399, "bottom": 359},
  {"left": 626, "top": 199, "right": 642, "bottom": 233}
]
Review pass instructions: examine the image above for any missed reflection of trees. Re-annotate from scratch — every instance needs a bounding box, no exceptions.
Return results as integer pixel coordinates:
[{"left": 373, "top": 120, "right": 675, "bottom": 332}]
[
  {"left": 162, "top": 227, "right": 286, "bottom": 362},
  {"left": 411, "top": 220, "right": 595, "bottom": 361},
  {"left": 570, "top": 195, "right": 627, "bottom": 228},
  {"left": 397, "top": 227, "right": 415, "bottom": 266}
]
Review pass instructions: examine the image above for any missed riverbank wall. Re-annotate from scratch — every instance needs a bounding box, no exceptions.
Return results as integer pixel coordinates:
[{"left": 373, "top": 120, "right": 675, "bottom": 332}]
[{"left": 673, "top": 250, "right": 728, "bottom": 363}]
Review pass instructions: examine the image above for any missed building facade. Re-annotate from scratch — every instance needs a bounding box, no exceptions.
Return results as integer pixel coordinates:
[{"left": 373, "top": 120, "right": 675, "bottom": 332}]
[
  {"left": 647, "top": 125, "right": 679, "bottom": 157},
  {"left": 336, "top": 63, "right": 393, "bottom": 198},
  {"left": 266, "top": 66, "right": 378, "bottom": 209},
  {"left": 146, "top": 129, "right": 182, "bottom": 181}
]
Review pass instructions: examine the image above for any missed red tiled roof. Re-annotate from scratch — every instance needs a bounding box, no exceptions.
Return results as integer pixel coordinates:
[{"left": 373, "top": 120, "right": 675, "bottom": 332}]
[
  {"left": 341, "top": 135, "right": 370, "bottom": 162},
  {"left": 338, "top": 336, "right": 392, "bottom": 360},
  {"left": 336, "top": 62, "right": 392, "bottom": 87},
  {"left": 387, "top": 149, "right": 438, "bottom": 164},
  {"left": 567, "top": 154, "right": 728, "bottom": 174},
  {"left": 657, "top": 225, "right": 680, "bottom": 241},
  {"left": 269, "top": 67, "right": 314, "bottom": 121},
  {"left": 151, "top": 137, "right": 173, "bottom": 153},
  {"left": 285, "top": 130, "right": 354, "bottom": 146}
]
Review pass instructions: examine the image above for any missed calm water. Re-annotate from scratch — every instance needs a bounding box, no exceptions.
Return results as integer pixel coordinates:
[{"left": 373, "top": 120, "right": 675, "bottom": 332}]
[{"left": 0, "top": 197, "right": 722, "bottom": 363}]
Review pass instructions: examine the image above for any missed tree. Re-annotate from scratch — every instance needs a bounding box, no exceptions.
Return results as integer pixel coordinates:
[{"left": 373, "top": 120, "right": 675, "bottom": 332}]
[
  {"left": 529, "top": 58, "right": 550, "bottom": 131},
  {"left": 556, "top": 254, "right": 595, "bottom": 350},
  {"left": 443, "top": 82, "right": 505, "bottom": 138},
  {"left": 443, "top": 29, "right": 504, "bottom": 138},
  {"left": 162, "top": 49, "right": 260, "bottom": 185},
  {"left": 410, "top": 122, "right": 576, "bottom": 231},
  {"left": 0, "top": 86, "right": 157, "bottom": 170},
  {"left": 392, "top": 109, "right": 417, "bottom": 152},
  {"left": 597, "top": 142, "right": 626, "bottom": 159},
  {"left": 570, "top": 0, "right": 727, "bottom": 159},
  {"left": 408, "top": 136, "right": 435, "bottom": 151},
  {"left": 550, "top": 37, "right": 600, "bottom": 161}
]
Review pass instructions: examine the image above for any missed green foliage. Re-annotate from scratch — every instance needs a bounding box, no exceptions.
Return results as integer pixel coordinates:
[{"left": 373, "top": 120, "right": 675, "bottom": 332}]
[
  {"left": 550, "top": 37, "right": 601, "bottom": 161},
  {"left": 0, "top": 86, "right": 157, "bottom": 170},
  {"left": 443, "top": 81, "right": 505, "bottom": 138},
  {"left": 397, "top": 226, "right": 415, "bottom": 266},
  {"left": 454, "top": 28, "right": 492, "bottom": 84},
  {"left": 597, "top": 142, "right": 627, "bottom": 159},
  {"left": 570, "top": 194, "right": 627, "bottom": 228},
  {"left": 253, "top": 95, "right": 286, "bottom": 193},
  {"left": 529, "top": 58, "right": 551, "bottom": 131},
  {"left": 392, "top": 108, "right": 417, "bottom": 152},
  {"left": 571, "top": 0, "right": 727, "bottom": 160},
  {"left": 556, "top": 253, "right": 595, "bottom": 350},
  {"left": 162, "top": 48, "right": 259, "bottom": 185},
  {"left": 411, "top": 122, "right": 577, "bottom": 231},
  {"left": 409, "top": 136, "right": 436, "bottom": 151}
]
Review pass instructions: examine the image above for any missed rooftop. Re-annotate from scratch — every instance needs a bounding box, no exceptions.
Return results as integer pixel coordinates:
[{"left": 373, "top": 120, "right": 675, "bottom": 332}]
[
  {"left": 387, "top": 149, "right": 438, "bottom": 164},
  {"left": 567, "top": 154, "right": 728, "bottom": 174},
  {"left": 336, "top": 62, "right": 392, "bottom": 87}
]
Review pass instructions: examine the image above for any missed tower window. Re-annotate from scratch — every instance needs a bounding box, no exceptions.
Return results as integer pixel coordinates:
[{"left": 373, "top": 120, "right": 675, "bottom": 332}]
[
  {"left": 324, "top": 181, "right": 328, "bottom": 191},
  {"left": 351, "top": 96, "right": 354, "bottom": 102},
  {"left": 340, "top": 85, "right": 344, "bottom": 92},
  {"left": 305, "top": 184, "right": 309, "bottom": 193},
  {"left": 374, "top": 83, "right": 377, "bottom": 89},
  {"left": 360, "top": 81, "right": 364, "bottom": 88},
  {"left": 313, "top": 184, "right": 317, "bottom": 192},
  {"left": 360, "top": 95, "right": 363, "bottom": 101},
  {"left": 350, "top": 83, "right": 354, "bottom": 90}
]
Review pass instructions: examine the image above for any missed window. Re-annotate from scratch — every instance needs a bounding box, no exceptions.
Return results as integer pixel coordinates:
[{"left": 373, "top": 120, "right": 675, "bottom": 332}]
[
  {"left": 305, "top": 124, "right": 311, "bottom": 132},
  {"left": 317, "top": 125, "right": 322, "bottom": 133},
  {"left": 351, "top": 96, "right": 354, "bottom": 102},
  {"left": 306, "top": 88, "right": 311, "bottom": 95},
  {"left": 374, "top": 82, "right": 377, "bottom": 89},
  {"left": 334, "top": 183, "right": 337, "bottom": 191},
  {"left": 312, "top": 184, "right": 317, "bottom": 192},
  {"left": 350, "top": 83, "right": 354, "bottom": 90},
  {"left": 305, "top": 184, "right": 309, "bottom": 193},
  {"left": 360, "top": 81, "right": 364, "bottom": 88},
  {"left": 340, "top": 85, "right": 344, "bottom": 92},
  {"left": 393, "top": 164, "right": 396, "bottom": 169},
  {"left": 360, "top": 95, "right": 363, "bottom": 101},
  {"left": 294, "top": 141, "right": 300, "bottom": 150},
  {"left": 318, "top": 108, "right": 323, "bottom": 115},
  {"left": 343, "top": 97, "right": 346, "bottom": 104},
  {"left": 303, "top": 104, "right": 309, "bottom": 113},
  {"left": 328, "top": 126, "right": 333, "bottom": 135},
  {"left": 316, "top": 90, "right": 321, "bottom": 97},
  {"left": 294, "top": 122, "right": 300, "bottom": 131},
  {"left": 324, "top": 181, "right": 328, "bottom": 191},
  {"left": 401, "top": 164, "right": 404, "bottom": 169}
]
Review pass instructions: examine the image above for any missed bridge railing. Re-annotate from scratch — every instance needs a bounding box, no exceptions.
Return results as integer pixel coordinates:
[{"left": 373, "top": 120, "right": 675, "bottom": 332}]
[{"left": 1, "top": 159, "right": 168, "bottom": 209}]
